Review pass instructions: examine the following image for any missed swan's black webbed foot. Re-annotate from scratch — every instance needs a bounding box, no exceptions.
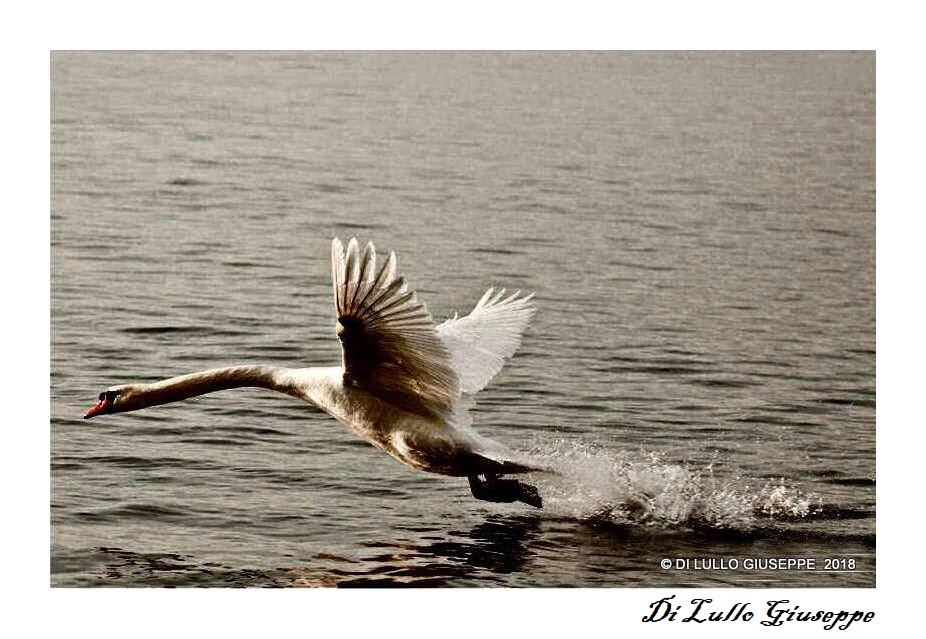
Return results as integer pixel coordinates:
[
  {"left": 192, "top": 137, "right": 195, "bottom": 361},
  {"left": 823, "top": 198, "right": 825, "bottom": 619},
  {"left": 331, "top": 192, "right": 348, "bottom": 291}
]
[{"left": 468, "top": 474, "right": 543, "bottom": 509}]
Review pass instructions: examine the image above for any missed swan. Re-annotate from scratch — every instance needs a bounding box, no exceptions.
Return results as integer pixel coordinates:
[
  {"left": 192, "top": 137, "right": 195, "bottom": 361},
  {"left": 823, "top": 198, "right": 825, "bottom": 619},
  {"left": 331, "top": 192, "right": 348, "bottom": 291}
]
[{"left": 85, "top": 237, "right": 545, "bottom": 507}]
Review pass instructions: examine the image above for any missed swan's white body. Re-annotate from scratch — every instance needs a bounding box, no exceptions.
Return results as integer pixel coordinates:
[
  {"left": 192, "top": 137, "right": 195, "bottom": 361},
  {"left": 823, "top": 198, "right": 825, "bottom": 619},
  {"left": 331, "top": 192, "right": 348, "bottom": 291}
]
[
  {"left": 86, "top": 238, "right": 540, "bottom": 484},
  {"left": 284, "top": 365, "right": 529, "bottom": 476}
]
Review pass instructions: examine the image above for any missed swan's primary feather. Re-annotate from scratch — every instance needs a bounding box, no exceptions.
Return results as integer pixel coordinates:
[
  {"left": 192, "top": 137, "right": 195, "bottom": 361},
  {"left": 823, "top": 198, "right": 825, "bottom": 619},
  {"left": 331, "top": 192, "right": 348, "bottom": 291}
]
[
  {"left": 436, "top": 288, "right": 536, "bottom": 395},
  {"left": 331, "top": 238, "right": 460, "bottom": 417}
]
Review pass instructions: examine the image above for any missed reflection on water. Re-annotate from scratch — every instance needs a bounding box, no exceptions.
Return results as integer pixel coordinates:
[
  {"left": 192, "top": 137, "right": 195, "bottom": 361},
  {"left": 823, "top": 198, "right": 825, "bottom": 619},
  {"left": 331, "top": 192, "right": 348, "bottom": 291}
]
[
  {"left": 340, "top": 517, "right": 542, "bottom": 587},
  {"left": 90, "top": 515, "right": 541, "bottom": 587},
  {"left": 87, "top": 509, "right": 874, "bottom": 588}
]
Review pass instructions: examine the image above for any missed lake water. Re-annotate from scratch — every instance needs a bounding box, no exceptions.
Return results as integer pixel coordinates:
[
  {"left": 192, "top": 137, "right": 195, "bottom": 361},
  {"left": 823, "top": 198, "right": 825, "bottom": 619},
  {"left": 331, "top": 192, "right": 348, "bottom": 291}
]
[{"left": 51, "top": 51, "right": 875, "bottom": 587}]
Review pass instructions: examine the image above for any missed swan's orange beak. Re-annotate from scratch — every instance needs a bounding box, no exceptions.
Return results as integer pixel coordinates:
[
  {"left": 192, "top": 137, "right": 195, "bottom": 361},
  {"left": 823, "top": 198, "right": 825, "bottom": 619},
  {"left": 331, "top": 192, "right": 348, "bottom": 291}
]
[{"left": 84, "top": 394, "right": 112, "bottom": 419}]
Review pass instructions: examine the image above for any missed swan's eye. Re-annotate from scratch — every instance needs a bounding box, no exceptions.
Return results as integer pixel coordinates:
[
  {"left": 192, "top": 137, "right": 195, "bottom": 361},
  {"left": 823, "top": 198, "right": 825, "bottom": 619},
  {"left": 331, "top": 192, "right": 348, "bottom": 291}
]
[{"left": 98, "top": 392, "right": 106, "bottom": 401}]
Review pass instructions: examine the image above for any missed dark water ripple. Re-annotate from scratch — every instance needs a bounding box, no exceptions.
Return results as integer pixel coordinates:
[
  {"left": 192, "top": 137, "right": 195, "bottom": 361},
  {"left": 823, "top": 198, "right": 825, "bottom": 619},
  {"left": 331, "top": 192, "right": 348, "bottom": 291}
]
[{"left": 62, "top": 505, "right": 875, "bottom": 588}]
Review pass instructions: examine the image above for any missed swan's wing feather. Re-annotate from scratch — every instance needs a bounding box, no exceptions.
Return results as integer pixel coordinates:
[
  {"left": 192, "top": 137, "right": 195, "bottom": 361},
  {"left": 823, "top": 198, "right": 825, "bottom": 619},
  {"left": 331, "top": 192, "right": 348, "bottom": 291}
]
[
  {"left": 436, "top": 288, "right": 535, "bottom": 394},
  {"left": 331, "top": 238, "right": 459, "bottom": 417}
]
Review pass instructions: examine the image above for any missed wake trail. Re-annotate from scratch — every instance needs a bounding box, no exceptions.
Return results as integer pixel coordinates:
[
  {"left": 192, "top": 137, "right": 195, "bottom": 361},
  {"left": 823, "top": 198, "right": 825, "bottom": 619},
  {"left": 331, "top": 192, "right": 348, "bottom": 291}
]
[{"left": 522, "top": 439, "right": 819, "bottom": 532}]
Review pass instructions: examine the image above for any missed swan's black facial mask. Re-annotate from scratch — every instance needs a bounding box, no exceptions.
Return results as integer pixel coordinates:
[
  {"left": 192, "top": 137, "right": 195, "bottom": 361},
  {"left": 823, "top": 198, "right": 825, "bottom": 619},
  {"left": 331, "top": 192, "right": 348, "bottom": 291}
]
[{"left": 84, "top": 390, "right": 120, "bottom": 419}]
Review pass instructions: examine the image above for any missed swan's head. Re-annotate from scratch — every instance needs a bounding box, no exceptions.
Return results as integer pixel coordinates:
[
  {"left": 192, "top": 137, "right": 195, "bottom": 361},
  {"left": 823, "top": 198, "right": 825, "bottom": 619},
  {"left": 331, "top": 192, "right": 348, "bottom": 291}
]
[{"left": 84, "top": 385, "right": 144, "bottom": 418}]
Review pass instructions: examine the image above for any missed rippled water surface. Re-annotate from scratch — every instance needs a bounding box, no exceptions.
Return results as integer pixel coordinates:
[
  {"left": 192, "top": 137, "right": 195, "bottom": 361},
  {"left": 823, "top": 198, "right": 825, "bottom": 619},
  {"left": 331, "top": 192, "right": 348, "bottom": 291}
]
[{"left": 51, "top": 51, "right": 875, "bottom": 587}]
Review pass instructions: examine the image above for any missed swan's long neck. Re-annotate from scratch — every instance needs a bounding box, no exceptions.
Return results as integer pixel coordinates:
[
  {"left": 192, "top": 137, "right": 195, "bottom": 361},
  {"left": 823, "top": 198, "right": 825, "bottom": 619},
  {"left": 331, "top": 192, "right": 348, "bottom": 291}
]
[{"left": 115, "top": 365, "right": 299, "bottom": 413}]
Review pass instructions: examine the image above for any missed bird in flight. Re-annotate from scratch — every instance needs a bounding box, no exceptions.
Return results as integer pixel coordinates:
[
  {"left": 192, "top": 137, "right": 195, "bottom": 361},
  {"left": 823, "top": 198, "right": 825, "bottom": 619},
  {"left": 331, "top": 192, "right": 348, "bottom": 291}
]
[{"left": 86, "top": 238, "right": 545, "bottom": 507}]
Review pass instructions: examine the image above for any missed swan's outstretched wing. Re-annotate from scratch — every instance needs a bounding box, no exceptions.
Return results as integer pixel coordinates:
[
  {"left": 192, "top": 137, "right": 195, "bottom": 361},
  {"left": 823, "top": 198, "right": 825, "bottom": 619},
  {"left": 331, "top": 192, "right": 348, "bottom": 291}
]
[
  {"left": 436, "top": 288, "right": 535, "bottom": 394},
  {"left": 331, "top": 238, "right": 459, "bottom": 417}
]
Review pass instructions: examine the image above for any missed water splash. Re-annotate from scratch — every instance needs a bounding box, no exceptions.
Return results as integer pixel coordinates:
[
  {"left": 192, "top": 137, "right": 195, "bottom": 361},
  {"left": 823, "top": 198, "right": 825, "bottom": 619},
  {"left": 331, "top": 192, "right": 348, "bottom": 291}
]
[{"left": 525, "top": 439, "right": 817, "bottom": 532}]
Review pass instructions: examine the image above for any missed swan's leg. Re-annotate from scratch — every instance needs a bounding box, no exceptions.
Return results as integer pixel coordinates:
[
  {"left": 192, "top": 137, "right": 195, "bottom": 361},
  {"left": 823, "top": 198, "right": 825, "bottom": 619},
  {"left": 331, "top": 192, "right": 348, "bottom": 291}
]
[
  {"left": 467, "top": 474, "right": 543, "bottom": 509},
  {"left": 468, "top": 474, "right": 505, "bottom": 501},
  {"left": 513, "top": 480, "right": 542, "bottom": 509}
]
